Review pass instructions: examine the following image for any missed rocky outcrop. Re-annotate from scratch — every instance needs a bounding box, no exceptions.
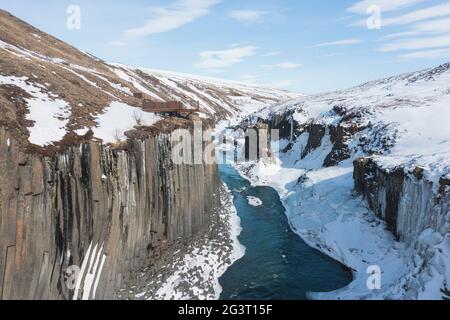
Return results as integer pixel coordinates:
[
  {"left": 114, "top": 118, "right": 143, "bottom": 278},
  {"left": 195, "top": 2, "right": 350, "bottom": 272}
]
[
  {"left": 268, "top": 111, "right": 300, "bottom": 141},
  {"left": 353, "top": 157, "right": 450, "bottom": 298},
  {"left": 0, "top": 127, "right": 219, "bottom": 300},
  {"left": 353, "top": 158, "right": 449, "bottom": 245},
  {"left": 301, "top": 124, "right": 326, "bottom": 159},
  {"left": 249, "top": 107, "right": 368, "bottom": 167},
  {"left": 353, "top": 158, "right": 405, "bottom": 238}
]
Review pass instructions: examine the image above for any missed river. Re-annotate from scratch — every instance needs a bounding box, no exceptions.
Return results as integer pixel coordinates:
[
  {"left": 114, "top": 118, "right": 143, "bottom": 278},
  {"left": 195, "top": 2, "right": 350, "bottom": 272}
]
[{"left": 218, "top": 165, "right": 352, "bottom": 300}]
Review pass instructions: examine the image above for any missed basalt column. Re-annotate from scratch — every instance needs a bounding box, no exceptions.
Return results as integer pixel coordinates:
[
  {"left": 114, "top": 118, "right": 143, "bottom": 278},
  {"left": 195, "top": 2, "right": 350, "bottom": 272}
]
[{"left": 0, "top": 127, "right": 220, "bottom": 300}]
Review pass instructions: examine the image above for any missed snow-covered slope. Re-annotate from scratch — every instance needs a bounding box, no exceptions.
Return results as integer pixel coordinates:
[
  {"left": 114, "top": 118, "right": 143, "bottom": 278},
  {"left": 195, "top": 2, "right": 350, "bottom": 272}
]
[
  {"left": 234, "top": 62, "right": 450, "bottom": 300},
  {"left": 0, "top": 9, "right": 300, "bottom": 148},
  {"left": 262, "top": 62, "right": 450, "bottom": 182},
  {"left": 110, "top": 64, "right": 301, "bottom": 120}
]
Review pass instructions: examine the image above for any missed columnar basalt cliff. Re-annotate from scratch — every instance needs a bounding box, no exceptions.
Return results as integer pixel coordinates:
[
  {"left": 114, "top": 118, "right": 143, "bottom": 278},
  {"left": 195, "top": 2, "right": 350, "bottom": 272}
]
[
  {"left": 352, "top": 158, "right": 450, "bottom": 298},
  {"left": 353, "top": 158, "right": 450, "bottom": 245},
  {"left": 244, "top": 107, "right": 368, "bottom": 166},
  {"left": 0, "top": 126, "right": 219, "bottom": 300}
]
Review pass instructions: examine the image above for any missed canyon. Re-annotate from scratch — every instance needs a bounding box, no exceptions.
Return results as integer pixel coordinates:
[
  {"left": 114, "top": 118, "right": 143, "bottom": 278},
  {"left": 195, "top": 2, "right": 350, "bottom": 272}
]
[
  {"left": 1, "top": 8, "right": 449, "bottom": 300},
  {"left": 235, "top": 65, "right": 450, "bottom": 299}
]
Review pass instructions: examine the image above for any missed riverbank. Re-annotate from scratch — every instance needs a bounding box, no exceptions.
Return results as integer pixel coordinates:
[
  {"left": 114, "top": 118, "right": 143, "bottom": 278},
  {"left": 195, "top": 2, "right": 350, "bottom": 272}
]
[
  {"left": 233, "top": 157, "right": 414, "bottom": 300},
  {"left": 121, "top": 183, "right": 245, "bottom": 300},
  {"left": 218, "top": 165, "right": 352, "bottom": 300}
]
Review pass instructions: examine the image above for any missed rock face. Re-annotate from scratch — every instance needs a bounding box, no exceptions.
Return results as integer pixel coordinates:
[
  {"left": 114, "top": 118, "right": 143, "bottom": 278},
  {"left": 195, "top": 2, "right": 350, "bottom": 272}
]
[
  {"left": 245, "top": 104, "right": 375, "bottom": 167},
  {"left": 0, "top": 127, "right": 219, "bottom": 300},
  {"left": 301, "top": 124, "right": 326, "bottom": 159},
  {"left": 354, "top": 158, "right": 449, "bottom": 245}
]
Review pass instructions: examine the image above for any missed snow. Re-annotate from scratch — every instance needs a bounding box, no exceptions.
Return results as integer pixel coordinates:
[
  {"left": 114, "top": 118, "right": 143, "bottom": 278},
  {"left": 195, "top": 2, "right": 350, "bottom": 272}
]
[
  {"left": 27, "top": 97, "right": 70, "bottom": 146},
  {"left": 0, "top": 75, "right": 70, "bottom": 146},
  {"left": 73, "top": 242, "right": 107, "bottom": 300},
  {"left": 139, "top": 184, "right": 245, "bottom": 300},
  {"left": 235, "top": 153, "right": 412, "bottom": 299},
  {"left": 247, "top": 196, "right": 263, "bottom": 207},
  {"left": 99, "top": 76, "right": 133, "bottom": 96},
  {"left": 92, "top": 101, "right": 162, "bottom": 143},
  {"left": 109, "top": 63, "right": 302, "bottom": 118},
  {"left": 254, "top": 63, "right": 450, "bottom": 186},
  {"left": 0, "top": 40, "right": 66, "bottom": 65},
  {"left": 111, "top": 65, "right": 164, "bottom": 101},
  {"left": 228, "top": 62, "right": 450, "bottom": 299},
  {"left": 61, "top": 65, "right": 101, "bottom": 89}
]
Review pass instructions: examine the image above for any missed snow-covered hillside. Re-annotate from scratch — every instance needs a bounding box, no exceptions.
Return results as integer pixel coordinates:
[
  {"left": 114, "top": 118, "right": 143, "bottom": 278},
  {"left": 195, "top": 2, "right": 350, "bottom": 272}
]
[
  {"left": 234, "top": 62, "right": 450, "bottom": 300},
  {"left": 262, "top": 62, "right": 450, "bottom": 183},
  {"left": 0, "top": 9, "right": 300, "bottom": 148},
  {"left": 111, "top": 64, "right": 301, "bottom": 120}
]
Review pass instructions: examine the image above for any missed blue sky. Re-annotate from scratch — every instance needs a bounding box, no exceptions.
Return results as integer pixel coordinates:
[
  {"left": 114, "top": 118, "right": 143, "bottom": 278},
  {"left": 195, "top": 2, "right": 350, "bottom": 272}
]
[{"left": 1, "top": 0, "right": 450, "bottom": 93}]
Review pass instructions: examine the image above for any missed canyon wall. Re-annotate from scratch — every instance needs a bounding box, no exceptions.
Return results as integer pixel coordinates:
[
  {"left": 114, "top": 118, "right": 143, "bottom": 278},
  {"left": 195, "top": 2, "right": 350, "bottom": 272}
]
[
  {"left": 0, "top": 127, "right": 219, "bottom": 300},
  {"left": 257, "top": 110, "right": 450, "bottom": 247},
  {"left": 353, "top": 158, "right": 450, "bottom": 245}
]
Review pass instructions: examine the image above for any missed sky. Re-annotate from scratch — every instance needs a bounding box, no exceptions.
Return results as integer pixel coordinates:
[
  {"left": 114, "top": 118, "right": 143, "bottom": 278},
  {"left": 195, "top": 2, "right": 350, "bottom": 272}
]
[{"left": 1, "top": 0, "right": 450, "bottom": 93}]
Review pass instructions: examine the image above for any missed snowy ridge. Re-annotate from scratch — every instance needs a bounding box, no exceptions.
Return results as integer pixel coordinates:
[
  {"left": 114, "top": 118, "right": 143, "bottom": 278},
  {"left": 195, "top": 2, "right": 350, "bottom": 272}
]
[{"left": 261, "top": 62, "right": 450, "bottom": 185}]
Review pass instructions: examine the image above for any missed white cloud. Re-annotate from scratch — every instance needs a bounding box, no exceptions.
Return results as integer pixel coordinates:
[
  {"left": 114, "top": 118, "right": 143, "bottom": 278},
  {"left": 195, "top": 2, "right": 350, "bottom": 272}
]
[
  {"left": 228, "top": 10, "right": 268, "bottom": 23},
  {"left": 398, "top": 47, "right": 450, "bottom": 60},
  {"left": 348, "top": 1, "right": 450, "bottom": 61},
  {"left": 231, "top": 41, "right": 250, "bottom": 47},
  {"left": 319, "top": 52, "right": 345, "bottom": 58},
  {"left": 126, "top": 0, "right": 220, "bottom": 38},
  {"left": 413, "top": 17, "right": 450, "bottom": 34},
  {"left": 349, "top": 2, "right": 450, "bottom": 28},
  {"left": 381, "top": 2, "right": 450, "bottom": 26},
  {"left": 379, "top": 33, "right": 450, "bottom": 52},
  {"left": 261, "top": 62, "right": 303, "bottom": 70},
  {"left": 313, "top": 38, "right": 364, "bottom": 47},
  {"left": 383, "top": 31, "right": 421, "bottom": 39},
  {"left": 109, "top": 41, "right": 126, "bottom": 47},
  {"left": 347, "top": 0, "right": 425, "bottom": 14},
  {"left": 261, "top": 51, "right": 282, "bottom": 57},
  {"left": 276, "top": 62, "right": 303, "bottom": 69},
  {"left": 194, "top": 45, "right": 257, "bottom": 69},
  {"left": 383, "top": 18, "right": 450, "bottom": 40}
]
